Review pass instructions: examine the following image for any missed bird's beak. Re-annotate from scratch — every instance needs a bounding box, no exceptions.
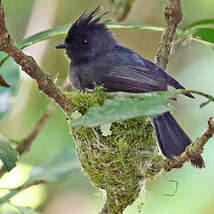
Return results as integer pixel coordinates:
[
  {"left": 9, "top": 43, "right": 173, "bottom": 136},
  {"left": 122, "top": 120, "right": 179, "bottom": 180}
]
[{"left": 56, "top": 43, "right": 68, "bottom": 49}]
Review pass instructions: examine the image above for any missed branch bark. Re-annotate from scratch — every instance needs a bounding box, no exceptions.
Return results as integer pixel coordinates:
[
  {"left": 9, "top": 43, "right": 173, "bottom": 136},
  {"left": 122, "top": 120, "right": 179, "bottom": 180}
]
[
  {"left": 153, "top": 0, "right": 213, "bottom": 170},
  {"left": 17, "top": 103, "right": 55, "bottom": 155},
  {"left": 153, "top": 117, "right": 214, "bottom": 171},
  {"left": 155, "top": 0, "right": 182, "bottom": 70}
]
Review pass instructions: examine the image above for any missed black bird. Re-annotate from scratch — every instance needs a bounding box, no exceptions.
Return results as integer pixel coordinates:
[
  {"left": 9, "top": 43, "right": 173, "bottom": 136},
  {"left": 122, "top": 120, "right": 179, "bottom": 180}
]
[{"left": 56, "top": 7, "right": 204, "bottom": 168}]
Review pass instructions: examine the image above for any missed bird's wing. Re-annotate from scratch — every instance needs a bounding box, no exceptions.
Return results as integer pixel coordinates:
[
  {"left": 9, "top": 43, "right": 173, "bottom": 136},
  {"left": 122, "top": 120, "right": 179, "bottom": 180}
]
[
  {"left": 96, "top": 51, "right": 170, "bottom": 93},
  {"left": 101, "top": 64, "right": 167, "bottom": 93},
  {"left": 96, "top": 50, "right": 194, "bottom": 98}
]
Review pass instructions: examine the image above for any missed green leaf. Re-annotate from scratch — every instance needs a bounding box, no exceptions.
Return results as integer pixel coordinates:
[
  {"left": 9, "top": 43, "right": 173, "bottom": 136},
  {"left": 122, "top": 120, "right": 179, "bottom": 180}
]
[
  {"left": 17, "top": 23, "right": 163, "bottom": 50},
  {"left": 27, "top": 148, "right": 78, "bottom": 183},
  {"left": 0, "top": 189, "right": 20, "bottom": 205},
  {"left": 0, "top": 53, "right": 20, "bottom": 120},
  {"left": 199, "top": 100, "right": 211, "bottom": 108},
  {"left": 0, "top": 55, "right": 9, "bottom": 68},
  {"left": 192, "top": 28, "right": 214, "bottom": 44},
  {"left": 71, "top": 91, "right": 174, "bottom": 127},
  {"left": 184, "top": 19, "right": 214, "bottom": 30},
  {"left": 0, "top": 136, "right": 18, "bottom": 171},
  {"left": 0, "top": 53, "right": 19, "bottom": 93},
  {"left": 0, "top": 148, "right": 78, "bottom": 205},
  {"left": 18, "top": 24, "right": 71, "bottom": 49}
]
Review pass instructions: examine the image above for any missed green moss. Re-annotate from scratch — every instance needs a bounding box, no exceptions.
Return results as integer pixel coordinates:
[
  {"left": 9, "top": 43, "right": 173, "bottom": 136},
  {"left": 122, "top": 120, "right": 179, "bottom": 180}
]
[{"left": 67, "top": 91, "right": 161, "bottom": 214}]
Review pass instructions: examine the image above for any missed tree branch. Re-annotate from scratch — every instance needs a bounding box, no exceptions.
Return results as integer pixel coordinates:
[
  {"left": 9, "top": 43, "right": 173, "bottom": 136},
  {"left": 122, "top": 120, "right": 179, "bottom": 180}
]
[
  {"left": 154, "top": 117, "right": 214, "bottom": 171},
  {"left": 114, "top": 0, "right": 136, "bottom": 22},
  {"left": 17, "top": 103, "right": 55, "bottom": 155},
  {"left": 0, "top": 180, "right": 45, "bottom": 204},
  {"left": 0, "top": 3, "right": 72, "bottom": 114},
  {"left": 152, "top": 0, "right": 214, "bottom": 171},
  {"left": 155, "top": 0, "right": 182, "bottom": 70}
]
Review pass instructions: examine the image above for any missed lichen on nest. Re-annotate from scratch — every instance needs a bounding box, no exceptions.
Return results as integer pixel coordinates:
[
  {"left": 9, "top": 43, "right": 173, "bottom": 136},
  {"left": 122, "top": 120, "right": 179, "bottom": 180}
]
[{"left": 67, "top": 91, "right": 162, "bottom": 213}]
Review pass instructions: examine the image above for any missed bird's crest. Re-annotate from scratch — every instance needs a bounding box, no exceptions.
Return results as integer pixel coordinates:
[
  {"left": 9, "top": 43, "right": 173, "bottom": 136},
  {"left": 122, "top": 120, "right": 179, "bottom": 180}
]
[{"left": 69, "top": 7, "right": 107, "bottom": 34}]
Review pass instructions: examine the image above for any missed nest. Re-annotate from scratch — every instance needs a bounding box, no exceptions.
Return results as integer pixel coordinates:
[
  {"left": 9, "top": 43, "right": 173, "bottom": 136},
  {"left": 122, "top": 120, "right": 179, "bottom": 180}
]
[{"left": 68, "top": 91, "right": 162, "bottom": 213}]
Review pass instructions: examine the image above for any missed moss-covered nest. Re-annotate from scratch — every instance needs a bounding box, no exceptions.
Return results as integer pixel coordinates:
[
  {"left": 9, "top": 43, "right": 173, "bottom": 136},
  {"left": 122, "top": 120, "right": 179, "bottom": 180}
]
[{"left": 67, "top": 91, "right": 162, "bottom": 214}]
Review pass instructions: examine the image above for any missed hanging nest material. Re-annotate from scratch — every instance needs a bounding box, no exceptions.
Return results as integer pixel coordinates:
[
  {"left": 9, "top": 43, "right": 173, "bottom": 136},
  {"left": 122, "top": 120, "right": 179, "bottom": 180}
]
[{"left": 67, "top": 91, "right": 162, "bottom": 214}]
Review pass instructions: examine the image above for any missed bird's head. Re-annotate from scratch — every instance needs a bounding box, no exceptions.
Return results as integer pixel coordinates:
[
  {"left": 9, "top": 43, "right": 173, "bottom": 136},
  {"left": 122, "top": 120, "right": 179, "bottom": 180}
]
[{"left": 56, "top": 7, "right": 116, "bottom": 63}]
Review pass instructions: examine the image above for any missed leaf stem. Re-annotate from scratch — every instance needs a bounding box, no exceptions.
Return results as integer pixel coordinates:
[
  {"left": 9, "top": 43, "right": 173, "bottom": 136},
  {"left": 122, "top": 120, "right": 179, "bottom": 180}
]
[
  {"left": 177, "top": 89, "right": 214, "bottom": 103},
  {"left": 0, "top": 180, "right": 44, "bottom": 205}
]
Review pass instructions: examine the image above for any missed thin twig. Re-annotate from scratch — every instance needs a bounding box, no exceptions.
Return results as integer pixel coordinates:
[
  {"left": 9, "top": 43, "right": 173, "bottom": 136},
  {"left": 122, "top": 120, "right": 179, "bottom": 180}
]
[
  {"left": 0, "top": 103, "right": 55, "bottom": 176},
  {"left": 155, "top": 0, "right": 183, "bottom": 70},
  {"left": 0, "top": 180, "right": 45, "bottom": 204},
  {"left": 178, "top": 89, "right": 214, "bottom": 103},
  {"left": 163, "top": 174, "right": 178, "bottom": 197},
  {"left": 99, "top": 203, "right": 109, "bottom": 214},
  {"left": 0, "top": 167, "right": 5, "bottom": 177},
  {"left": 152, "top": 0, "right": 213, "bottom": 171},
  {"left": 153, "top": 117, "right": 214, "bottom": 171},
  {"left": 17, "top": 103, "right": 56, "bottom": 155},
  {"left": 0, "top": 3, "right": 72, "bottom": 114},
  {"left": 114, "top": 0, "right": 136, "bottom": 22}
]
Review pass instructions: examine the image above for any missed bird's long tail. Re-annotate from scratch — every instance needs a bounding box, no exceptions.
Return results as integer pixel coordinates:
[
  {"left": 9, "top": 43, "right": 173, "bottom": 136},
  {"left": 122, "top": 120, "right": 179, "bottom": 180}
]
[{"left": 151, "top": 111, "right": 204, "bottom": 168}]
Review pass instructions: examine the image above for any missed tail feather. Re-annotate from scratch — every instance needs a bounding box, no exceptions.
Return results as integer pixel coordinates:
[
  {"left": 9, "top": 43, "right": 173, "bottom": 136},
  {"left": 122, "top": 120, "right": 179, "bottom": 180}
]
[
  {"left": 191, "top": 157, "right": 205, "bottom": 168},
  {"left": 152, "top": 112, "right": 204, "bottom": 168}
]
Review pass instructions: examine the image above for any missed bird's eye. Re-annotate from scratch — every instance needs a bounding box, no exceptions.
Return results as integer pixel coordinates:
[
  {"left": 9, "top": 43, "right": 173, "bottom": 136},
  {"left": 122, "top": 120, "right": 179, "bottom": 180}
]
[{"left": 82, "top": 39, "right": 88, "bottom": 44}]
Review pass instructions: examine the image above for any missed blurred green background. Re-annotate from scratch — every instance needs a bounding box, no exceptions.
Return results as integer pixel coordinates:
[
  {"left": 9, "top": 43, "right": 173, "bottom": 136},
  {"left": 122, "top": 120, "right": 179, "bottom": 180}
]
[{"left": 0, "top": 0, "right": 214, "bottom": 213}]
